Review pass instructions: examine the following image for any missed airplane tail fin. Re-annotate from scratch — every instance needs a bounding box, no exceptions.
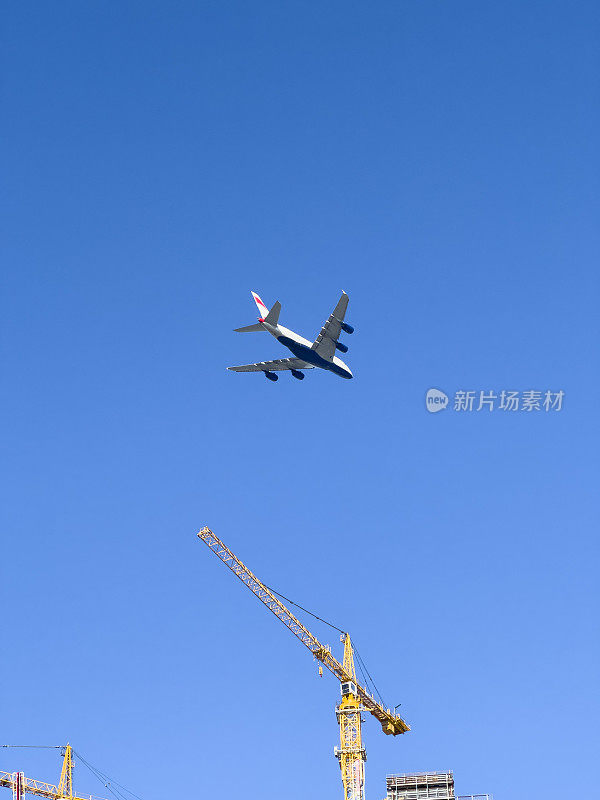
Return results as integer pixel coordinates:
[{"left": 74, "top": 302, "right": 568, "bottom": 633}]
[
  {"left": 251, "top": 291, "right": 281, "bottom": 325},
  {"left": 251, "top": 291, "right": 270, "bottom": 320},
  {"left": 234, "top": 293, "right": 281, "bottom": 332}
]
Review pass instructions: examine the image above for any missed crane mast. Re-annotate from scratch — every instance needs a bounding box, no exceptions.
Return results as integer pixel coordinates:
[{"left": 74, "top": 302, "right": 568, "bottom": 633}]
[
  {"left": 57, "top": 747, "right": 73, "bottom": 800},
  {"left": 336, "top": 634, "right": 365, "bottom": 800},
  {"left": 197, "top": 526, "right": 409, "bottom": 800}
]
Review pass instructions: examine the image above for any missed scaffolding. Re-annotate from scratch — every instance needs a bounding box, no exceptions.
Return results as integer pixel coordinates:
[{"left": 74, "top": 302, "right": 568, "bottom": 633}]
[
  {"left": 386, "top": 772, "right": 493, "bottom": 800},
  {"left": 386, "top": 771, "right": 455, "bottom": 800}
]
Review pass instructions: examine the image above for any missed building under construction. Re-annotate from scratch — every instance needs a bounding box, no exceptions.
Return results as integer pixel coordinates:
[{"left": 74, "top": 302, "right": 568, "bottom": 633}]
[{"left": 386, "top": 771, "right": 492, "bottom": 800}]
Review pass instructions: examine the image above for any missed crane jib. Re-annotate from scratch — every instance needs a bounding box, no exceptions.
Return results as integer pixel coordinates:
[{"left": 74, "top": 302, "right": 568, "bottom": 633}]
[{"left": 197, "top": 527, "right": 410, "bottom": 736}]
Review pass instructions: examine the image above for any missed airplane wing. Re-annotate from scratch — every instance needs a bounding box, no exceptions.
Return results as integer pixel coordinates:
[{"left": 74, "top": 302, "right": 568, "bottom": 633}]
[
  {"left": 228, "top": 358, "right": 315, "bottom": 372},
  {"left": 311, "top": 291, "right": 349, "bottom": 361}
]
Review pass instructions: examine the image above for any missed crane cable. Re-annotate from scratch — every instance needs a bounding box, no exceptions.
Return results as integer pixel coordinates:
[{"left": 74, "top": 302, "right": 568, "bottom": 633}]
[
  {"left": 266, "top": 585, "right": 346, "bottom": 634},
  {"left": 71, "top": 750, "right": 144, "bottom": 800},
  {"left": 352, "top": 644, "right": 388, "bottom": 709},
  {"left": 266, "top": 586, "right": 390, "bottom": 710}
]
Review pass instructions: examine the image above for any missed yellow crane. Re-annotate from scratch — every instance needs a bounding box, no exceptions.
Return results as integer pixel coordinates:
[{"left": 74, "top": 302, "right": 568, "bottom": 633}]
[
  {"left": 0, "top": 746, "right": 104, "bottom": 800},
  {"left": 197, "top": 526, "right": 410, "bottom": 800}
]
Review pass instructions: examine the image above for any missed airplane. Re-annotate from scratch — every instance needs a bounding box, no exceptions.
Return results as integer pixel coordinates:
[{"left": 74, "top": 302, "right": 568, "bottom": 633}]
[{"left": 228, "top": 291, "right": 354, "bottom": 381}]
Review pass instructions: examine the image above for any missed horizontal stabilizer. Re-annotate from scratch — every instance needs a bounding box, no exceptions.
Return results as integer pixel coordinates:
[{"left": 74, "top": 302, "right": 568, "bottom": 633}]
[
  {"left": 234, "top": 323, "right": 265, "bottom": 333},
  {"left": 264, "top": 301, "right": 281, "bottom": 325}
]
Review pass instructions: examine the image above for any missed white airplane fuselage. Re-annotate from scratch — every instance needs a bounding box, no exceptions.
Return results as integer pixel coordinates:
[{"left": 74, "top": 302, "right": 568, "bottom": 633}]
[{"left": 260, "top": 320, "right": 353, "bottom": 379}]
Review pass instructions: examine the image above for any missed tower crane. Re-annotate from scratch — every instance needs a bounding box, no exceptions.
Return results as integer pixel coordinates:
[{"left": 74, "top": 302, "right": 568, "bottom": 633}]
[
  {"left": 197, "top": 526, "right": 410, "bottom": 800},
  {"left": 0, "top": 746, "right": 105, "bottom": 800}
]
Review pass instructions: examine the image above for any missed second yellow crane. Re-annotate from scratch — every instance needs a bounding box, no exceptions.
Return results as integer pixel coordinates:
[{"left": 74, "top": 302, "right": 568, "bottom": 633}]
[
  {"left": 0, "top": 746, "right": 102, "bottom": 800},
  {"left": 197, "top": 526, "right": 410, "bottom": 800}
]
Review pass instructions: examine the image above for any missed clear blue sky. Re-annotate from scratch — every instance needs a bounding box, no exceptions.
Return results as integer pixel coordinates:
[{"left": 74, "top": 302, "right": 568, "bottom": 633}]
[{"left": 2, "top": 2, "right": 598, "bottom": 799}]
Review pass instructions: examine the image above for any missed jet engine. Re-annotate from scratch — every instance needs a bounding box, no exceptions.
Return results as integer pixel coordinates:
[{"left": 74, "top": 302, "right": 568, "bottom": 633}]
[
  {"left": 263, "top": 371, "right": 278, "bottom": 381},
  {"left": 290, "top": 369, "right": 305, "bottom": 380},
  {"left": 341, "top": 322, "right": 354, "bottom": 334},
  {"left": 335, "top": 342, "right": 349, "bottom": 353}
]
